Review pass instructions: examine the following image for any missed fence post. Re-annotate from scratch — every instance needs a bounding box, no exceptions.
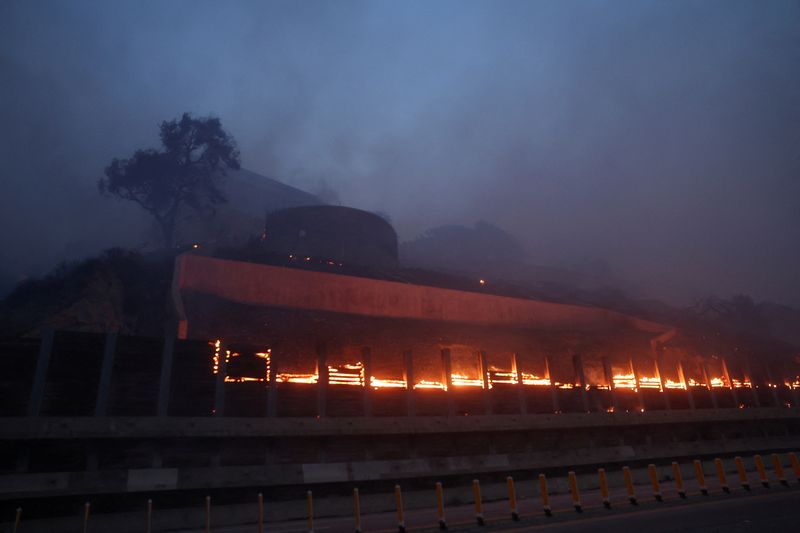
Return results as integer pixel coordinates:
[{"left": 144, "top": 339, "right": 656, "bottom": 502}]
[
  {"left": 754, "top": 454, "right": 769, "bottom": 488},
  {"left": 598, "top": 468, "right": 611, "bottom": 508},
  {"left": 146, "top": 499, "right": 152, "bottom": 533},
  {"left": 307, "top": 491, "right": 314, "bottom": 533},
  {"left": 694, "top": 460, "right": 709, "bottom": 496},
  {"left": 258, "top": 493, "right": 264, "bottom": 533},
  {"left": 648, "top": 464, "right": 663, "bottom": 502},
  {"left": 506, "top": 476, "right": 519, "bottom": 521},
  {"left": 82, "top": 502, "right": 90, "bottom": 533},
  {"left": 623, "top": 466, "right": 637, "bottom": 505},
  {"left": 568, "top": 471, "right": 582, "bottom": 513},
  {"left": 771, "top": 454, "right": 789, "bottom": 486},
  {"left": 714, "top": 458, "right": 730, "bottom": 493},
  {"left": 735, "top": 456, "right": 751, "bottom": 490},
  {"left": 472, "top": 479, "right": 484, "bottom": 525},
  {"left": 538, "top": 474, "right": 552, "bottom": 516},
  {"left": 13, "top": 508, "right": 21, "bottom": 533},
  {"left": 204, "top": 496, "right": 211, "bottom": 533},
  {"left": 435, "top": 481, "right": 447, "bottom": 530},
  {"left": 789, "top": 452, "right": 800, "bottom": 483},
  {"left": 394, "top": 485, "right": 406, "bottom": 533},
  {"left": 353, "top": 488, "right": 361, "bottom": 533}
]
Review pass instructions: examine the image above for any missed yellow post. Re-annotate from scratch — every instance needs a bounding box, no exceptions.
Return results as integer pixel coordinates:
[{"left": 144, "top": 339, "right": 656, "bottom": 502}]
[
  {"left": 353, "top": 488, "right": 361, "bottom": 533},
  {"left": 307, "top": 491, "right": 314, "bottom": 533},
  {"left": 472, "top": 479, "right": 485, "bottom": 526},
  {"left": 598, "top": 468, "right": 611, "bottom": 508},
  {"left": 146, "top": 499, "right": 152, "bottom": 533},
  {"left": 538, "top": 474, "right": 552, "bottom": 516},
  {"left": 506, "top": 476, "right": 520, "bottom": 521},
  {"left": 671, "top": 462, "right": 686, "bottom": 498},
  {"left": 789, "top": 452, "right": 800, "bottom": 482},
  {"left": 714, "top": 458, "right": 730, "bottom": 494},
  {"left": 693, "top": 460, "right": 709, "bottom": 496},
  {"left": 435, "top": 481, "right": 447, "bottom": 530},
  {"left": 13, "top": 508, "right": 21, "bottom": 533},
  {"left": 771, "top": 453, "right": 789, "bottom": 487},
  {"left": 204, "top": 496, "right": 211, "bottom": 533},
  {"left": 648, "top": 464, "right": 663, "bottom": 502},
  {"left": 754, "top": 454, "right": 769, "bottom": 488},
  {"left": 83, "top": 502, "right": 90, "bottom": 533},
  {"left": 394, "top": 485, "right": 406, "bottom": 533},
  {"left": 568, "top": 471, "right": 582, "bottom": 513},
  {"left": 734, "top": 456, "right": 750, "bottom": 491},
  {"left": 623, "top": 466, "right": 637, "bottom": 505},
  {"left": 258, "top": 493, "right": 264, "bottom": 533}
]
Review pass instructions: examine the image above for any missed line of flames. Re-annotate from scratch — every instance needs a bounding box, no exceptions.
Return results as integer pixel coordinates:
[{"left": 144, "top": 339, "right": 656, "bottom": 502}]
[{"left": 211, "top": 342, "right": 796, "bottom": 390}]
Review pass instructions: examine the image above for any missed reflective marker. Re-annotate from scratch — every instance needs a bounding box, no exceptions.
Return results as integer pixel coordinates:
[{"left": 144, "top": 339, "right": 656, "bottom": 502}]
[
  {"left": 735, "top": 456, "right": 751, "bottom": 491},
  {"left": 672, "top": 462, "right": 687, "bottom": 498},
  {"left": 693, "top": 460, "right": 709, "bottom": 496},
  {"left": 754, "top": 455, "right": 770, "bottom": 488},
  {"left": 789, "top": 452, "right": 800, "bottom": 482},
  {"left": 307, "top": 491, "right": 314, "bottom": 533},
  {"left": 598, "top": 468, "right": 611, "bottom": 508},
  {"left": 506, "top": 476, "right": 520, "bottom": 521},
  {"left": 538, "top": 474, "right": 552, "bottom": 516},
  {"left": 648, "top": 464, "right": 663, "bottom": 502},
  {"left": 395, "top": 485, "right": 406, "bottom": 533},
  {"left": 435, "top": 482, "right": 447, "bottom": 530},
  {"left": 568, "top": 471, "right": 582, "bottom": 513},
  {"left": 472, "top": 479, "right": 485, "bottom": 526},
  {"left": 771, "top": 454, "right": 789, "bottom": 487},
  {"left": 353, "top": 488, "right": 361, "bottom": 533},
  {"left": 623, "top": 466, "right": 638, "bottom": 505},
  {"left": 714, "top": 458, "right": 730, "bottom": 494}
]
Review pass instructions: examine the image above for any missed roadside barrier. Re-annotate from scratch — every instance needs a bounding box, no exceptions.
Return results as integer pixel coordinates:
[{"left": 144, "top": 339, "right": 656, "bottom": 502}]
[
  {"left": 648, "top": 464, "right": 663, "bottom": 502},
  {"left": 538, "top": 473, "right": 552, "bottom": 516},
  {"left": 472, "top": 479, "right": 485, "bottom": 526},
  {"left": 11, "top": 449, "right": 800, "bottom": 532},
  {"left": 394, "top": 485, "right": 406, "bottom": 533},
  {"left": 568, "top": 471, "right": 582, "bottom": 513},
  {"left": 754, "top": 454, "right": 769, "bottom": 488},
  {"left": 598, "top": 468, "right": 611, "bottom": 508},
  {"left": 353, "top": 488, "right": 362, "bottom": 533},
  {"left": 435, "top": 481, "right": 447, "bottom": 530},
  {"left": 693, "top": 460, "right": 709, "bottom": 496},
  {"left": 672, "top": 462, "right": 686, "bottom": 498},
  {"left": 506, "top": 476, "right": 520, "bottom": 521},
  {"left": 623, "top": 466, "right": 638, "bottom": 505},
  {"left": 714, "top": 458, "right": 730, "bottom": 494},
  {"left": 771, "top": 453, "right": 789, "bottom": 487},
  {"left": 735, "top": 456, "right": 751, "bottom": 490}
]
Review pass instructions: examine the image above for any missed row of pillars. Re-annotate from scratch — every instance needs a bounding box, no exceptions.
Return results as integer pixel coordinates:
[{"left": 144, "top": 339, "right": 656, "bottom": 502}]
[{"left": 24, "top": 330, "right": 796, "bottom": 419}]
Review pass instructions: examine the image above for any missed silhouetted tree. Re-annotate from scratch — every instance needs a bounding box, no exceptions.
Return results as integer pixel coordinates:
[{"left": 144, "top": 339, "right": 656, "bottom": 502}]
[{"left": 99, "top": 113, "right": 240, "bottom": 248}]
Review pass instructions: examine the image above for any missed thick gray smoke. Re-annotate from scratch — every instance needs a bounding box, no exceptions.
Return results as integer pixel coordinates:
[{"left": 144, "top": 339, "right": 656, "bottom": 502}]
[{"left": 1, "top": 0, "right": 799, "bottom": 306}]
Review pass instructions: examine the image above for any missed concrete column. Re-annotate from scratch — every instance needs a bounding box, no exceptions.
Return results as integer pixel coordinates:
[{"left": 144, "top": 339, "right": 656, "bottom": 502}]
[
  {"left": 701, "top": 362, "right": 718, "bottom": 409},
  {"left": 764, "top": 363, "right": 781, "bottom": 407},
  {"left": 677, "top": 359, "right": 695, "bottom": 410},
  {"left": 744, "top": 358, "right": 760, "bottom": 407},
  {"left": 403, "top": 350, "right": 416, "bottom": 416},
  {"left": 441, "top": 348, "right": 454, "bottom": 415},
  {"left": 512, "top": 353, "right": 527, "bottom": 415},
  {"left": 362, "top": 347, "right": 373, "bottom": 416},
  {"left": 94, "top": 331, "right": 118, "bottom": 417},
  {"left": 213, "top": 344, "right": 227, "bottom": 417},
  {"left": 572, "top": 354, "right": 589, "bottom": 412},
  {"left": 721, "top": 357, "right": 739, "bottom": 407},
  {"left": 602, "top": 356, "right": 618, "bottom": 410},
  {"left": 478, "top": 350, "right": 492, "bottom": 415},
  {"left": 630, "top": 355, "right": 645, "bottom": 410},
  {"left": 267, "top": 350, "right": 278, "bottom": 417},
  {"left": 654, "top": 350, "right": 671, "bottom": 410},
  {"left": 317, "top": 343, "right": 328, "bottom": 417},
  {"left": 157, "top": 335, "right": 175, "bottom": 417},
  {"left": 28, "top": 328, "right": 55, "bottom": 417},
  {"left": 544, "top": 355, "right": 560, "bottom": 413}
]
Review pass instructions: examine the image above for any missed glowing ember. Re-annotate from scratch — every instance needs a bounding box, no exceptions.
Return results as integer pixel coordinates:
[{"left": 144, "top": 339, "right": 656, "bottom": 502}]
[
  {"left": 664, "top": 379, "right": 686, "bottom": 390},
  {"left": 638, "top": 376, "right": 662, "bottom": 390},
  {"left": 370, "top": 377, "right": 407, "bottom": 389},
  {"left": 414, "top": 380, "right": 446, "bottom": 390},
  {"left": 520, "top": 372, "right": 551, "bottom": 386},
  {"left": 451, "top": 373, "right": 484, "bottom": 387},
  {"left": 613, "top": 373, "right": 637, "bottom": 389},
  {"left": 276, "top": 373, "right": 319, "bottom": 384}
]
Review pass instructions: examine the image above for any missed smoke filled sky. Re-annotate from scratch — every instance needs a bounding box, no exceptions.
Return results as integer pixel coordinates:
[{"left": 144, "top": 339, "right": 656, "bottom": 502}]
[{"left": 1, "top": 0, "right": 799, "bottom": 306}]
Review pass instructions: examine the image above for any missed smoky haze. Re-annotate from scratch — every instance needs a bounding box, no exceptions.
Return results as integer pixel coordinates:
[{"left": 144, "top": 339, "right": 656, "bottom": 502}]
[{"left": 1, "top": 0, "right": 799, "bottom": 307}]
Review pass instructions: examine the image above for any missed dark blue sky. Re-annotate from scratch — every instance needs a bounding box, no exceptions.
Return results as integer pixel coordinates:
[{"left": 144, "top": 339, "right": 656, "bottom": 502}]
[{"left": 1, "top": 0, "right": 799, "bottom": 306}]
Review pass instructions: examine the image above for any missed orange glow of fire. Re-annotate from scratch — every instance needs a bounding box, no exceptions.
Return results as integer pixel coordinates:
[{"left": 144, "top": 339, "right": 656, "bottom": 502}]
[
  {"left": 638, "top": 376, "right": 662, "bottom": 390},
  {"left": 413, "top": 380, "right": 446, "bottom": 390},
  {"left": 664, "top": 379, "right": 686, "bottom": 390},
  {"left": 370, "top": 377, "right": 407, "bottom": 389},
  {"left": 709, "top": 377, "right": 726, "bottom": 388},
  {"left": 613, "top": 373, "right": 637, "bottom": 389},
  {"left": 520, "top": 372, "right": 551, "bottom": 386},
  {"left": 451, "top": 373, "right": 484, "bottom": 387},
  {"left": 731, "top": 378, "right": 752, "bottom": 388},
  {"left": 328, "top": 362, "right": 365, "bottom": 386}
]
